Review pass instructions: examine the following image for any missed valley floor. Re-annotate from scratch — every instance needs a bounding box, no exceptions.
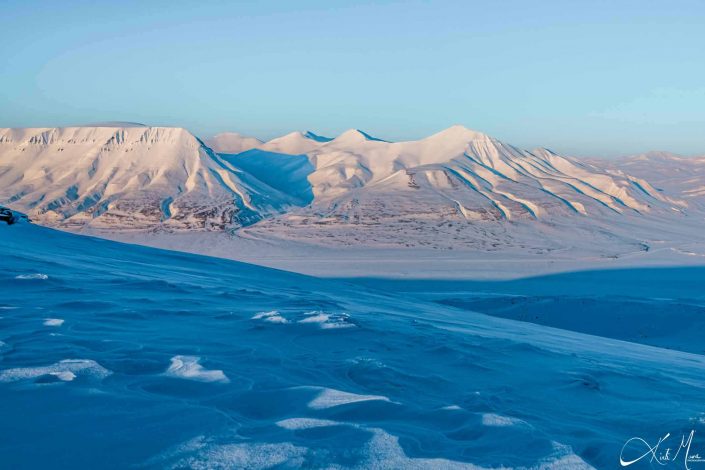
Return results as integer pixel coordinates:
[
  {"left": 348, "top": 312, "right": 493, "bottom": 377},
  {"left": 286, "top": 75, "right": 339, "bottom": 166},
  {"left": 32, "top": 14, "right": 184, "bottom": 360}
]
[{"left": 91, "top": 227, "right": 705, "bottom": 280}]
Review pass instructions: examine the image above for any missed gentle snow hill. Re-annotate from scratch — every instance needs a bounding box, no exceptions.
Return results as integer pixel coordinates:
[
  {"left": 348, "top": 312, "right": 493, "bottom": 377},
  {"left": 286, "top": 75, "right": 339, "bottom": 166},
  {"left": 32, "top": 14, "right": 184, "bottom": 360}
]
[
  {"left": 0, "top": 126, "right": 305, "bottom": 231},
  {"left": 205, "top": 132, "right": 264, "bottom": 154}
]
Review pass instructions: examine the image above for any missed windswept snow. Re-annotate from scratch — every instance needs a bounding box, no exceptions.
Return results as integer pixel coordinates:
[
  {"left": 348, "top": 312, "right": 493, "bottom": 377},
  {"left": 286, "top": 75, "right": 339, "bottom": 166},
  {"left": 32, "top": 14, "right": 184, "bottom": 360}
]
[
  {"left": 15, "top": 273, "right": 48, "bottom": 280},
  {"left": 0, "top": 359, "right": 111, "bottom": 383},
  {"left": 165, "top": 355, "right": 229, "bottom": 383},
  {"left": 2, "top": 221, "right": 705, "bottom": 468},
  {"left": 303, "top": 386, "right": 392, "bottom": 409}
]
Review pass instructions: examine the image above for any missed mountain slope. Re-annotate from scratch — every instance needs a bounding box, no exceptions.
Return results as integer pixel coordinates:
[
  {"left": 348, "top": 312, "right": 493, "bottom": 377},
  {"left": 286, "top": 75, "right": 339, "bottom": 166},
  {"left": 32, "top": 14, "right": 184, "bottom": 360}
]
[
  {"left": 1, "top": 125, "right": 698, "bottom": 256},
  {"left": 603, "top": 151, "right": 705, "bottom": 212},
  {"left": 0, "top": 126, "right": 300, "bottom": 231},
  {"left": 241, "top": 126, "right": 688, "bottom": 250},
  {"left": 306, "top": 125, "right": 677, "bottom": 218}
]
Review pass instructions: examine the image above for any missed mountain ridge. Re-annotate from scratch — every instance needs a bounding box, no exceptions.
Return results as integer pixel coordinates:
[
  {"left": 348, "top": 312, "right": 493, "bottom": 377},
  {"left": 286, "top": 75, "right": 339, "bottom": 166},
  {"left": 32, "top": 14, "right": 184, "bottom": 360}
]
[
  {"left": 0, "top": 124, "right": 701, "bottom": 254},
  {"left": 0, "top": 126, "right": 303, "bottom": 231}
]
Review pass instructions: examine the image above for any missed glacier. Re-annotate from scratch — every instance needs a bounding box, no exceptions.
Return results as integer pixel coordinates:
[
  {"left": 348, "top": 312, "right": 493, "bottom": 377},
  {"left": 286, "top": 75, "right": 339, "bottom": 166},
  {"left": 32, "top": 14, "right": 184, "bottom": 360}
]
[{"left": 2, "top": 221, "right": 705, "bottom": 468}]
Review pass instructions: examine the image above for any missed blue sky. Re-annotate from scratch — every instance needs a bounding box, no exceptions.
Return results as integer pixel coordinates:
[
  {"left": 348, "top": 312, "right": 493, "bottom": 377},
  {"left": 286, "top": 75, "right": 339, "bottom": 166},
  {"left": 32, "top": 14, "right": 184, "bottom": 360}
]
[{"left": 1, "top": 0, "right": 704, "bottom": 156}]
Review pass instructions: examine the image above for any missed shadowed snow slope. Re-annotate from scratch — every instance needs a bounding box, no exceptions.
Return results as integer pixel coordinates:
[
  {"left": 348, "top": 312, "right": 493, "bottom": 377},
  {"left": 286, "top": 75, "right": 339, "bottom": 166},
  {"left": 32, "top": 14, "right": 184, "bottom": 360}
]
[
  {"left": 0, "top": 126, "right": 304, "bottom": 230},
  {"left": 2, "top": 222, "right": 705, "bottom": 468},
  {"left": 220, "top": 149, "right": 315, "bottom": 205}
]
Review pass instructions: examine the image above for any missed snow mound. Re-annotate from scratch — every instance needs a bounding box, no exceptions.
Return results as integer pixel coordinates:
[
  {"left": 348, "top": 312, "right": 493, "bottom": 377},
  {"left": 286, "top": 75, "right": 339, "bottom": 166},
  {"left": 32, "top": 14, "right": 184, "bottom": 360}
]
[
  {"left": 298, "top": 311, "right": 355, "bottom": 329},
  {"left": 165, "top": 355, "right": 229, "bottom": 383},
  {"left": 166, "top": 436, "right": 307, "bottom": 470},
  {"left": 15, "top": 273, "right": 49, "bottom": 280},
  {"left": 251, "top": 310, "right": 290, "bottom": 324},
  {"left": 0, "top": 359, "right": 111, "bottom": 383},
  {"left": 481, "top": 413, "right": 526, "bottom": 427},
  {"left": 276, "top": 417, "right": 342, "bottom": 430},
  {"left": 304, "top": 386, "right": 392, "bottom": 409}
]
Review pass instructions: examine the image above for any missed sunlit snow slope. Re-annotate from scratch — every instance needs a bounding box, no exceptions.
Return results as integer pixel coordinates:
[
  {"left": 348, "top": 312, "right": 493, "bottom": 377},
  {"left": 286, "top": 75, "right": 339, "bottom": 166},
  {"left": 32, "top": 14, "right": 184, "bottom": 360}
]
[
  {"left": 605, "top": 151, "right": 705, "bottom": 212},
  {"left": 205, "top": 132, "right": 264, "bottom": 154},
  {"left": 239, "top": 126, "right": 692, "bottom": 251},
  {"left": 0, "top": 126, "right": 301, "bottom": 230}
]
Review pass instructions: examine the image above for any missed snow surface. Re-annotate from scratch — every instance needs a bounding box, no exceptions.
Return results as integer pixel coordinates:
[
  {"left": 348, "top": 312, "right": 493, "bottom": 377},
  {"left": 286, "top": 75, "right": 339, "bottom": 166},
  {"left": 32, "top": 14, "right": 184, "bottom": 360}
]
[
  {"left": 2, "top": 222, "right": 705, "bottom": 468},
  {"left": 165, "top": 355, "right": 229, "bottom": 383},
  {"left": 0, "top": 359, "right": 111, "bottom": 383}
]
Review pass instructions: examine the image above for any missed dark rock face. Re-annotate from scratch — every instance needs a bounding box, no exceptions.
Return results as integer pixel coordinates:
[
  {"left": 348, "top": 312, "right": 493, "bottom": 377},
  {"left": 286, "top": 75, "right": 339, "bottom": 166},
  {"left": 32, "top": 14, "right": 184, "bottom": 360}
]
[{"left": 0, "top": 206, "right": 30, "bottom": 225}]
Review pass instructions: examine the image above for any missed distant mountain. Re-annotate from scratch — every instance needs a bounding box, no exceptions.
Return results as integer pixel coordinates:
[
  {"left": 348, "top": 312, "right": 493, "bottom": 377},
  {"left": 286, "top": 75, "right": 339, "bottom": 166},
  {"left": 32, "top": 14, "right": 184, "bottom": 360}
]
[
  {"left": 205, "top": 132, "right": 263, "bottom": 154},
  {"left": 296, "top": 125, "right": 677, "bottom": 218},
  {"left": 212, "top": 125, "right": 691, "bottom": 252},
  {"left": 0, "top": 126, "right": 302, "bottom": 231},
  {"left": 605, "top": 152, "right": 705, "bottom": 205},
  {"left": 1, "top": 124, "right": 700, "bottom": 253},
  {"left": 258, "top": 131, "right": 332, "bottom": 155}
]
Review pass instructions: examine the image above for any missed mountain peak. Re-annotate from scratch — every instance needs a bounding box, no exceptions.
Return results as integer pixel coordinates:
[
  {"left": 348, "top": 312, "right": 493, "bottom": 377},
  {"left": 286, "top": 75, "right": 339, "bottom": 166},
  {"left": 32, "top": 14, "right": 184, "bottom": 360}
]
[
  {"left": 259, "top": 131, "right": 331, "bottom": 154},
  {"left": 205, "top": 132, "right": 263, "bottom": 154},
  {"left": 426, "top": 125, "right": 492, "bottom": 142},
  {"left": 333, "top": 129, "right": 385, "bottom": 144}
]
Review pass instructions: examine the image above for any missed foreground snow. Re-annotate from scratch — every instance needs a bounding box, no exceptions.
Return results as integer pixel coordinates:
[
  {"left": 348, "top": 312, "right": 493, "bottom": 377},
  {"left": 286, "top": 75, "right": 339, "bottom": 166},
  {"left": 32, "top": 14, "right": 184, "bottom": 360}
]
[{"left": 2, "top": 223, "right": 705, "bottom": 468}]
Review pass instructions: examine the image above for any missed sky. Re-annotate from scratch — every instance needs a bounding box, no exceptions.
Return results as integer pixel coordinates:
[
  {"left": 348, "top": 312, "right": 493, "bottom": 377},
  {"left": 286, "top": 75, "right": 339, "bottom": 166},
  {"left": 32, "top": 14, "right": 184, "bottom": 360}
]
[{"left": 1, "top": 0, "right": 704, "bottom": 157}]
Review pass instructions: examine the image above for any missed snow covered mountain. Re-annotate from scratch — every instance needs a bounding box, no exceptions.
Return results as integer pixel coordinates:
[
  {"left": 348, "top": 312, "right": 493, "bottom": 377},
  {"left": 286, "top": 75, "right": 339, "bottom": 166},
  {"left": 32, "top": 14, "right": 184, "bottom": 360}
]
[
  {"left": 0, "top": 124, "right": 699, "bottom": 256},
  {"left": 603, "top": 151, "right": 705, "bottom": 212},
  {"left": 0, "top": 126, "right": 303, "bottom": 231},
  {"left": 205, "top": 132, "right": 263, "bottom": 154},
  {"left": 235, "top": 126, "right": 689, "bottom": 251},
  {"left": 257, "top": 130, "right": 333, "bottom": 155}
]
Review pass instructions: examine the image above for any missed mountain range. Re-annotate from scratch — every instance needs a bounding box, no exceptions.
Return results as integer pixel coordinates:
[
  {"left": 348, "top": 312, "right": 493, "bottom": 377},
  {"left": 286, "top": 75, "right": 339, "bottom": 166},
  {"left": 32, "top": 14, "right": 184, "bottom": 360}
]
[{"left": 1, "top": 123, "right": 703, "bottom": 259}]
